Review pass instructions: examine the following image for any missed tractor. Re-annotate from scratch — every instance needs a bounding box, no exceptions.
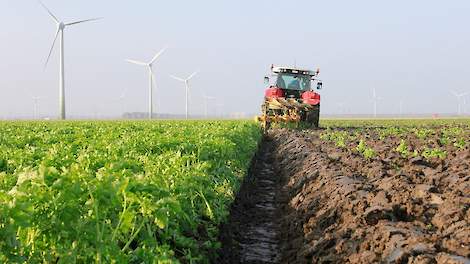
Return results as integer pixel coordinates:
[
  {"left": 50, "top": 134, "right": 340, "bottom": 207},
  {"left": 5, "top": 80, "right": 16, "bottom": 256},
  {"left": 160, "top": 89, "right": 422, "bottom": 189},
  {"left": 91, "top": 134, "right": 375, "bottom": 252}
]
[{"left": 257, "top": 65, "right": 323, "bottom": 130}]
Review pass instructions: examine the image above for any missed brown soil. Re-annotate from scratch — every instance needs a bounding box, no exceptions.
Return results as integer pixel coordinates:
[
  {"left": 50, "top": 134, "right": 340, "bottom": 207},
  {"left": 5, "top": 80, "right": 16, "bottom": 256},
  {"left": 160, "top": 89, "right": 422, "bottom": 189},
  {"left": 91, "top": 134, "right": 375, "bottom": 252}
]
[
  {"left": 218, "top": 128, "right": 469, "bottom": 264},
  {"left": 218, "top": 136, "right": 282, "bottom": 263}
]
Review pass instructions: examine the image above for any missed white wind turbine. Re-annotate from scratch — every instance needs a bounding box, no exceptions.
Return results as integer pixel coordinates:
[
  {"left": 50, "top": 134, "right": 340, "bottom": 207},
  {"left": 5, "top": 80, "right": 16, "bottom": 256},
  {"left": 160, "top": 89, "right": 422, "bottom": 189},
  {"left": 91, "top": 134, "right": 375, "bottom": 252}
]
[
  {"left": 126, "top": 48, "right": 166, "bottom": 120},
  {"left": 451, "top": 91, "right": 470, "bottom": 115},
  {"left": 170, "top": 71, "right": 198, "bottom": 119},
  {"left": 23, "top": 89, "right": 44, "bottom": 119},
  {"left": 371, "top": 87, "right": 382, "bottom": 118},
  {"left": 203, "top": 94, "right": 216, "bottom": 118},
  {"left": 31, "top": 96, "right": 44, "bottom": 119},
  {"left": 112, "top": 88, "right": 128, "bottom": 118},
  {"left": 215, "top": 102, "right": 225, "bottom": 118},
  {"left": 39, "top": 1, "right": 102, "bottom": 120}
]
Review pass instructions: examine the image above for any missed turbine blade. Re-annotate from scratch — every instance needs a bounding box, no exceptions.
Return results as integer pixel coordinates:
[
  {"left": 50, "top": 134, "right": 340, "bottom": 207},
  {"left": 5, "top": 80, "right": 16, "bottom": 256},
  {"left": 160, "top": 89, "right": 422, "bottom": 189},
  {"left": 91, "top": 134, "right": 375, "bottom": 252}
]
[
  {"left": 45, "top": 28, "right": 60, "bottom": 68},
  {"left": 65, "top": 17, "right": 103, "bottom": 26},
  {"left": 38, "top": 0, "right": 59, "bottom": 23},
  {"left": 126, "top": 59, "right": 147, "bottom": 66},
  {"left": 170, "top": 75, "right": 185, "bottom": 82},
  {"left": 150, "top": 47, "right": 167, "bottom": 65},
  {"left": 187, "top": 71, "right": 198, "bottom": 81}
]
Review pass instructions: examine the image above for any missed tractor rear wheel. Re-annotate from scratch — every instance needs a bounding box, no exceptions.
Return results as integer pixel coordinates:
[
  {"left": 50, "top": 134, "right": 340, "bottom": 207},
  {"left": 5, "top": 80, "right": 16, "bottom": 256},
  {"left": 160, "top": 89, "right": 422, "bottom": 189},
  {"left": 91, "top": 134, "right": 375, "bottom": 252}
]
[{"left": 306, "top": 105, "right": 320, "bottom": 128}]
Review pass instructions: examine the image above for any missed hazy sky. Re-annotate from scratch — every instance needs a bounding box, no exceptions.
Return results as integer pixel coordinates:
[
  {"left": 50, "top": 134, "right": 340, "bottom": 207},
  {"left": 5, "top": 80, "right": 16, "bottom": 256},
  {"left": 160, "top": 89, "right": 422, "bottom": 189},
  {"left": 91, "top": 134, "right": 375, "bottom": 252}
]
[{"left": 1, "top": 0, "right": 470, "bottom": 118}]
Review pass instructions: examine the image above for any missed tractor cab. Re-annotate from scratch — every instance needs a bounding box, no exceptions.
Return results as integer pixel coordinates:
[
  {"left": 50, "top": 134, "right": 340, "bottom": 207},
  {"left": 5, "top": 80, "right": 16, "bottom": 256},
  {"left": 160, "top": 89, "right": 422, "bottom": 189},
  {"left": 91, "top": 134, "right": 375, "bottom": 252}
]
[{"left": 265, "top": 66, "right": 322, "bottom": 98}]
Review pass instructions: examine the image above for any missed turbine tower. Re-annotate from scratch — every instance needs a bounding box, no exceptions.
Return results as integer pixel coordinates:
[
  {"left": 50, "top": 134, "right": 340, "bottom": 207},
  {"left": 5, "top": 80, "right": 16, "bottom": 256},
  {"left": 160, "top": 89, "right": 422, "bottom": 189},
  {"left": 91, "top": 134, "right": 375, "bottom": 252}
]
[
  {"left": 170, "top": 71, "right": 198, "bottom": 119},
  {"left": 39, "top": 1, "right": 102, "bottom": 120},
  {"left": 203, "top": 95, "right": 215, "bottom": 119},
  {"left": 24, "top": 89, "right": 44, "bottom": 119},
  {"left": 113, "top": 88, "right": 128, "bottom": 118},
  {"left": 215, "top": 102, "right": 225, "bottom": 118},
  {"left": 126, "top": 48, "right": 166, "bottom": 120},
  {"left": 371, "top": 87, "right": 382, "bottom": 118},
  {"left": 451, "top": 91, "right": 469, "bottom": 115},
  {"left": 31, "top": 96, "right": 43, "bottom": 119}
]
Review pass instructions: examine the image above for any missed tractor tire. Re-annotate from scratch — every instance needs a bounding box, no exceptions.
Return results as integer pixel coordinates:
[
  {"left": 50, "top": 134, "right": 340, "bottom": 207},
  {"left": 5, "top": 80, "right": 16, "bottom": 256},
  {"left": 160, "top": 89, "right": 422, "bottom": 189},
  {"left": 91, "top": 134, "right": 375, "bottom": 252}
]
[{"left": 306, "top": 105, "right": 320, "bottom": 128}]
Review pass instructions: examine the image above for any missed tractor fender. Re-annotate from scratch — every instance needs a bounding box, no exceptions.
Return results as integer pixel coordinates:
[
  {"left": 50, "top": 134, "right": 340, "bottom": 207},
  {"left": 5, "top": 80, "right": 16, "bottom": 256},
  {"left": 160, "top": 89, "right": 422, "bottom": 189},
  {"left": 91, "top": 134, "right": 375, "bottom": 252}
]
[
  {"left": 265, "top": 87, "right": 285, "bottom": 99},
  {"left": 302, "top": 91, "right": 321, "bottom": 105}
]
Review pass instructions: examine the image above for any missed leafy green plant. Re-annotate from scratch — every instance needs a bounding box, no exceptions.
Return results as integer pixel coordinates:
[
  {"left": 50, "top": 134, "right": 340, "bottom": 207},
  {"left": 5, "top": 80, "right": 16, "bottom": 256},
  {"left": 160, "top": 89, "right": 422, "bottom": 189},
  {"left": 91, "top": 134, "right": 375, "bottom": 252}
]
[
  {"left": 413, "top": 128, "right": 433, "bottom": 140},
  {"left": 396, "top": 139, "right": 410, "bottom": 158},
  {"left": 356, "top": 139, "right": 367, "bottom": 153},
  {"left": 363, "top": 148, "right": 377, "bottom": 160},
  {"left": 422, "top": 148, "right": 447, "bottom": 159},
  {"left": 0, "top": 121, "right": 261, "bottom": 263},
  {"left": 454, "top": 138, "right": 467, "bottom": 149},
  {"left": 356, "top": 140, "right": 376, "bottom": 160},
  {"left": 320, "top": 130, "right": 349, "bottom": 148}
]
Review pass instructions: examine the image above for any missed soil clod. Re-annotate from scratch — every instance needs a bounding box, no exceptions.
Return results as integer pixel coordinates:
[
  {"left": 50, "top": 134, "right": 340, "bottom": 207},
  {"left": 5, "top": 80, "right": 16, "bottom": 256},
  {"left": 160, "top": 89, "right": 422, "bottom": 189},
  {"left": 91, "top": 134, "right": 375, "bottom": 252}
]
[{"left": 219, "top": 128, "right": 470, "bottom": 264}]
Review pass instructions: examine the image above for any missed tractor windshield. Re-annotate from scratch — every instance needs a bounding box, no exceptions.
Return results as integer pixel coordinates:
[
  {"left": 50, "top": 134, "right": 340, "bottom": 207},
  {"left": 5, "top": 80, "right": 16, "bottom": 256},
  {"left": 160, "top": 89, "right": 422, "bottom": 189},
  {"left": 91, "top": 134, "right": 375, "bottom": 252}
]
[{"left": 275, "top": 74, "right": 311, "bottom": 91}]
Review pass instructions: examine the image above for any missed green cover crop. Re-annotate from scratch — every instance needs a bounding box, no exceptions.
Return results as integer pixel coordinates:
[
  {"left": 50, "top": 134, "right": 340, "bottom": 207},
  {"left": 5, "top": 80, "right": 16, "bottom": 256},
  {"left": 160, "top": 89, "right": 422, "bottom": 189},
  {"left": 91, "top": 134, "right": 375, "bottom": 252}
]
[{"left": 0, "top": 121, "right": 261, "bottom": 263}]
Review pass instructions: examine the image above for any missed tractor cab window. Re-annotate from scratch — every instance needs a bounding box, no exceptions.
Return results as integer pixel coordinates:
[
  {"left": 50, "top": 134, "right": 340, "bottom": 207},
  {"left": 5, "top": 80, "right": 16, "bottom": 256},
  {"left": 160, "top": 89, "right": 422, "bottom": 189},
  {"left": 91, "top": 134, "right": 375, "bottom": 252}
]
[{"left": 276, "top": 74, "right": 310, "bottom": 91}]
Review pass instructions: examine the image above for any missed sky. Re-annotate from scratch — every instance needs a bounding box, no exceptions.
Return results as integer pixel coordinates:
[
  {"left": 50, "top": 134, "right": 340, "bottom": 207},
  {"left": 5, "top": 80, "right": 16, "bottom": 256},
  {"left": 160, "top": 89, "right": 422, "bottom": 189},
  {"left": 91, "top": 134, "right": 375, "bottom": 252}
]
[{"left": 1, "top": 0, "right": 470, "bottom": 119}]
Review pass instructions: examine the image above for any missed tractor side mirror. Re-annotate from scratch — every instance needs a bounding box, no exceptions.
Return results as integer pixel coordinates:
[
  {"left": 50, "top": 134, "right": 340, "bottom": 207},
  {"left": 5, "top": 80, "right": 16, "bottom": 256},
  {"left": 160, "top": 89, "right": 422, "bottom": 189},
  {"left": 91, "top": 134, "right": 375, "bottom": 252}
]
[
  {"left": 317, "top": 81, "right": 323, "bottom": 90},
  {"left": 264, "top": 76, "right": 270, "bottom": 85}
]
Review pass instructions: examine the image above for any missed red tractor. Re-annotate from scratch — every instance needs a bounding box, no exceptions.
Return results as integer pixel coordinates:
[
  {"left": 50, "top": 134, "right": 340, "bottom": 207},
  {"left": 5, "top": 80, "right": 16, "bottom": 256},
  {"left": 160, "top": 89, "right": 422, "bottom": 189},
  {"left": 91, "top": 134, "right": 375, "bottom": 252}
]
[{"left": 257, "top": 65, "right": 323, "bottom": 130}]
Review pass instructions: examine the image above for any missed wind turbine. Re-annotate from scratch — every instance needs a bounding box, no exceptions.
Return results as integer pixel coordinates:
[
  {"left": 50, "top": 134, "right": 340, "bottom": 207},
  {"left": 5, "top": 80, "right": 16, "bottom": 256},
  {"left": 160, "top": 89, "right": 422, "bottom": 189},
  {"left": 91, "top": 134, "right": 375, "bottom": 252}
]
[
  {"left": 31, "top": 96, "right": 44, "bottom": 119},
  {"left": 126, "top": 48, "right": 166, "bottom": 120},
  {"left": 215, "top": 102, "right": 225, "bottom": 118},
  {"left": 39, "top": 1, "right": 102, "bottom": 120},
  {"left": 170, "top": 71, "right": 198, "bottom": 119},
  {"left": 371, "top": 87, "right": 382, "bottom": 118},
  {"left": 23, "top": 89, "right": 44, "bottom": 119},
  {"left": 203, "top": 94, "right": 215, "bottom": 119},
  {"left": 451, "top": 91, "right": 470, "bottom": 115},
  {"left": 112, "top": 88, "right": 128, "bottom": 118}
]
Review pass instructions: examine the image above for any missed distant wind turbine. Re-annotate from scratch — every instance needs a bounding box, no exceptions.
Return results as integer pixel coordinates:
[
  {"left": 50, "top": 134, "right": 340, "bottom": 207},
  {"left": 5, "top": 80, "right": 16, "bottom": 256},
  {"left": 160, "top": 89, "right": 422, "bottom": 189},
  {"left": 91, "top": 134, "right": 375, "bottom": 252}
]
[
  {"left": 215, "top": 102, "right": 225, "bottom": 118},
  {"left": 451, "top": 91, "right": 470, "bottom": 115},
  {"left": 115, "top": 88, "right": 128, "bottom": 117},
  {"left": 23, "top": 89, "right": 44, "bottom": 119},
  {"left": 170, "top": 71, "right": 198, "bottom": 119},
  {"left": 39, "top": 1, "right": 102, "bottom": 120},
  {"left": 31, "top": 96, "right": 43, "bottom": 119},
  {"left": 203, "top": 95, "right": 215, "bottom": 118},
  {"left": 371, "top": 87, "right": 382, "bottom": 118},
  {"left": 126, "top": 48, "right": 166, "bottom": 119}
]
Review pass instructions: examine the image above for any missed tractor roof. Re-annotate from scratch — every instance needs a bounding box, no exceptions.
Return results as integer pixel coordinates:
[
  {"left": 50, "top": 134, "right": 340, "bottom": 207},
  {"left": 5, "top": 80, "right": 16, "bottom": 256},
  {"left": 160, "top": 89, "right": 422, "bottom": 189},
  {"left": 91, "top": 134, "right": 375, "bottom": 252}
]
[{"left": 272, "top": 66, "right": 318, "bottom": 76}]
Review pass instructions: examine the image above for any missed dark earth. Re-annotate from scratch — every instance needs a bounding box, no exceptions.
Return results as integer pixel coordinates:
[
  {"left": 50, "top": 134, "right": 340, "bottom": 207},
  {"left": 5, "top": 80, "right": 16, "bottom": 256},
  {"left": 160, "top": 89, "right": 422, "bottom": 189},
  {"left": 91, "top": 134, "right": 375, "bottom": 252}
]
[{"left": 218, "top": 128, "right": 470, "bottom": 264}]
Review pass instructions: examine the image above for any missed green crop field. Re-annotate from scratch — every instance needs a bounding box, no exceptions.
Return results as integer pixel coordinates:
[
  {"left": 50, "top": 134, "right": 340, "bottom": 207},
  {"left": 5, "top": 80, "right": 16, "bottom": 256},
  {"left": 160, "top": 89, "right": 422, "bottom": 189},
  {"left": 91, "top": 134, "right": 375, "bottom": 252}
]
[
  {"left": 0, "top": 121, "right": 261, "bottom": 263},
  {"left": 319, "top": 119, "right": 470, "bottom": 159}
]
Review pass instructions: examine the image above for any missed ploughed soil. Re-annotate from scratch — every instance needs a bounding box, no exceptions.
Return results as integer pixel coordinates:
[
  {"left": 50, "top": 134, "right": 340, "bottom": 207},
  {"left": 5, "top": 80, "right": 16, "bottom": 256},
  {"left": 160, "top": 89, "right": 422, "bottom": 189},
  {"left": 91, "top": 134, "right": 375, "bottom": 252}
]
[{"left": 218, "top": 128, "right": 469, "bottom": 264}]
